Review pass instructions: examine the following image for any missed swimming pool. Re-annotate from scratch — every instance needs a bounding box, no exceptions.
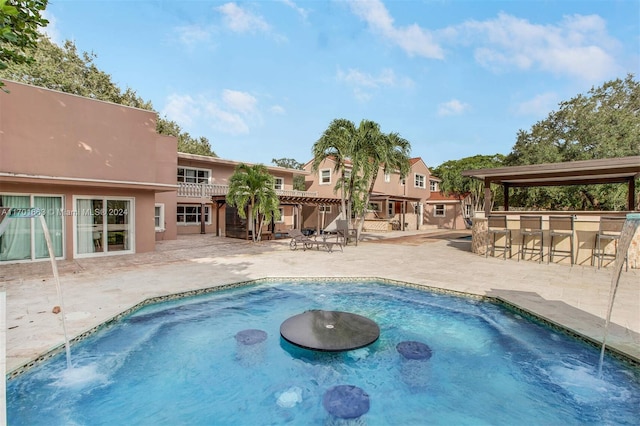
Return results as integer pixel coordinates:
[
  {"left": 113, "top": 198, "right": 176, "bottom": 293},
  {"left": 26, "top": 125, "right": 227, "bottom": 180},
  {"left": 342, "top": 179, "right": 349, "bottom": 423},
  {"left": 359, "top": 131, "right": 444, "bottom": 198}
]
[{"left": 7, "top": 279, "right": 640, "bottom": 425}]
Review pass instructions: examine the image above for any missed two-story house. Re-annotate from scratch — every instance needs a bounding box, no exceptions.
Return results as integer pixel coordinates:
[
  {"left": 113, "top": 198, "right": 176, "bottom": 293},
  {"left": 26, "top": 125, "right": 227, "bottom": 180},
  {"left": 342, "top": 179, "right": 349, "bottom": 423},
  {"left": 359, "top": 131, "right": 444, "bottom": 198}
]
[
  {"left": 160, "top": 154, "right": 312, "bottom": 240},
  {"left": 0, "top": 80, "right": 177, "bottom": 262},
  {"left": 302, "top": 157, "right": 433, "bottom": 232}
]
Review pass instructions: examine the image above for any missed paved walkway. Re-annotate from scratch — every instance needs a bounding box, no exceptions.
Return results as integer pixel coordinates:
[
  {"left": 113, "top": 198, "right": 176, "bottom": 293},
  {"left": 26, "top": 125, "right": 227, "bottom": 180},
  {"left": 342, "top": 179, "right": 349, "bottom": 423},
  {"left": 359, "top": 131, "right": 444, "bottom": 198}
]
[{"left": 2, "top": 229, "right": 639, "bottom": 378}]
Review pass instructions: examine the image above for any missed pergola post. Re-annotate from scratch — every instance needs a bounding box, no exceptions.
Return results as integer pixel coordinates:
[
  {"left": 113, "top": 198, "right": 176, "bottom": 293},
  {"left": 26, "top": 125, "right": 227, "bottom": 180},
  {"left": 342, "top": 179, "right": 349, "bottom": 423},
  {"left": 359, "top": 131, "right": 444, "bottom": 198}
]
[
  {"left": 503, "top": 183, "right": 510, "bottom": 212},
  {"left": 484, "top": 180, "right": 492, "bottom": 217},
  {"left": 629, "top": 177, "right": 636, "bottom": 210}
]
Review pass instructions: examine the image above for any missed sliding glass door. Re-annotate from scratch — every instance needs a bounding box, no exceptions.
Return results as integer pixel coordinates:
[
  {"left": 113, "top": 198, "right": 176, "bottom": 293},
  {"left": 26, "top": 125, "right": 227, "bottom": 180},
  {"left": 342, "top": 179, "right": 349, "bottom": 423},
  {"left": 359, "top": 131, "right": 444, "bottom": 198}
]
[
  {"left": 0, "top": 194, "right": 64, "bottom": 262},
  {"left": 75, "top": 197, "right": 133, "bottom": 256}
]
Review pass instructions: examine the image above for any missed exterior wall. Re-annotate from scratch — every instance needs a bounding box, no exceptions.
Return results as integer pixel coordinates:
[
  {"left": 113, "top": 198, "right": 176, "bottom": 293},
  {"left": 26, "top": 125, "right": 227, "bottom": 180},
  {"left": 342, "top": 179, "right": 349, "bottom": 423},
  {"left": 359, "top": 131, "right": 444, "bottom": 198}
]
[
  {"left": 303, "top": 157, "right": 433, "bottom": 231},
  {"left": 425, "top": 201, "right": 466, "bottom": 229},
  {"left": 0, "top": 80, "right": 177, "bottom": 261},
  {"left": 175, "top": 154, "right": 302, "bottom": 237}
]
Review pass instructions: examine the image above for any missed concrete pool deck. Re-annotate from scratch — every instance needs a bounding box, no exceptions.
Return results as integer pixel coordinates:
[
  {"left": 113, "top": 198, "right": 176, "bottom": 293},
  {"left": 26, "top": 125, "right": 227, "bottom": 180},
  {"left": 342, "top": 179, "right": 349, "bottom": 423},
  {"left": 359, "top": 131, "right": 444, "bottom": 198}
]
[{"left": 2, "top": 229, "right": 639, "bottom": 380}]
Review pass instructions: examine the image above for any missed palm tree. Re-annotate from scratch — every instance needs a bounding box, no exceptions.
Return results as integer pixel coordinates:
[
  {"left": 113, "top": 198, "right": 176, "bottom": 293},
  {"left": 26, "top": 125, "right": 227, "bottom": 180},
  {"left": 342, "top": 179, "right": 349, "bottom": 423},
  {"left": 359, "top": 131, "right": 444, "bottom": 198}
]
[
  {"left": 353, "top": 128, "right": 411, "bottom": 237},
  {"left": 226, "top": 164, "right": 280, "bottom": 242},
  {"left": 311, "top": 119, "right": 356, "bottom": 219}
]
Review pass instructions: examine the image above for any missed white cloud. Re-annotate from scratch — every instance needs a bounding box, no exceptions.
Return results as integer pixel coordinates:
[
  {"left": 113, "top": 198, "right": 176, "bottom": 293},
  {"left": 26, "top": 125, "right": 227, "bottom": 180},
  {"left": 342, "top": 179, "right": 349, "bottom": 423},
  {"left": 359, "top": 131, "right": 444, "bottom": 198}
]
[
  {"left": 457, "top": 13, "right": 620, "bottom": 82},
  {"left": 347, "top": 0, "right": 444, "bottom": 59},
  {"left": 175, "top": 24, "right": 212, "bottom": 48},
  {"left": 279, "top": 0, "right": 309, "bottom": 20},
  {"left": 217, "top": 2, "right": 271, "bottom": 34},
  {"left": 222, "top": 89, "right": 258, "bottom": 114},
  {"left": 269, "top": 105, "right": 286, "bottom": 115},
  {"left": 514, "top": 92, "right": 558, "bottom": 116},
  {"left": 162, "top": 94, "right": 200, "bottom": 126},
  {"left": 437, "top": 99, "right": 470, "bottom": 116},
  {"left": 204, "top": 103, "right": 250, "bottom": 135},
  {"left": 337, "top": 67, "right": 414, "bottom": 101},
  {"left": 162, "top": 90, "right": 261, "bottom": 136},
  {"left": 40, "top": 10, "right": 62, "bottom": 45}
]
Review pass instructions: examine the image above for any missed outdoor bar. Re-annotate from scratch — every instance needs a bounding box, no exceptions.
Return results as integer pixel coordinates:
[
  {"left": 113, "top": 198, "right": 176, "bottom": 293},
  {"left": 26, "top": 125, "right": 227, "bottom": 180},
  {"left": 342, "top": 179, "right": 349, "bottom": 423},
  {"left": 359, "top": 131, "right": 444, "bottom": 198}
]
[{"left": 462, "top": 156, "right": 640, "bottom": 268}]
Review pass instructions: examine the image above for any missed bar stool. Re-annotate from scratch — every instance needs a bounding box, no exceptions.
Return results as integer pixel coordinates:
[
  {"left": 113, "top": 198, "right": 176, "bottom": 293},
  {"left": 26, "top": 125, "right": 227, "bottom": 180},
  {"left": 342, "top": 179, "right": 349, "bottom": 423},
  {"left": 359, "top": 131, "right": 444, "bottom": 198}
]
[
  {"left": 519, "top": 215, "right": 544, "bottom": 263},
  {"left": 593, "top": 216, "right": 627, "bottom": 270},
  {"left": 548, "top": 215, "right": 574, "bottom": 265},
  {"left": 485, "top": 215, "right": 512, "bottom": 260}
]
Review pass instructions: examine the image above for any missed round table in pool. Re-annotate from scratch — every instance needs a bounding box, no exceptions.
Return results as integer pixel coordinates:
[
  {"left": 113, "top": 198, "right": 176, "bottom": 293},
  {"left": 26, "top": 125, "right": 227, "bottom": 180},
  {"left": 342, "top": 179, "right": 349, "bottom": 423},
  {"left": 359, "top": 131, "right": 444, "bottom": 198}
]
[{"left": 280, "top": 310, "right": 380, "bottom": 352}]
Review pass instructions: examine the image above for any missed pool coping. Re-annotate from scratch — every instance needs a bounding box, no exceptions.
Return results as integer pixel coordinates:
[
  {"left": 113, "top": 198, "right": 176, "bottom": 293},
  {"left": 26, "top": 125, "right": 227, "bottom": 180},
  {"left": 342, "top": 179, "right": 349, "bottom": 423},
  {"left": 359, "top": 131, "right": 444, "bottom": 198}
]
[{"left": 6, "top": 276, "right": 639, "bottom": 380}]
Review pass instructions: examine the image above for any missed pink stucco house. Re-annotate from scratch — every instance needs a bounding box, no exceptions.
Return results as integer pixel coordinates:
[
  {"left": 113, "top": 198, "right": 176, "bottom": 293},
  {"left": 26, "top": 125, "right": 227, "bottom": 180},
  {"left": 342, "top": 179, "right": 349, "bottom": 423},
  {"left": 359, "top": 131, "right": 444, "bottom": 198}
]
[
  {"left": 0, "top": 80, "right": 177, "bottom": 262},
  {"left": 302, "top": 156, "right": 444, "bottom": 232},
  {"left": 0, "top": 80, "right": 315, "bottom": 263}
]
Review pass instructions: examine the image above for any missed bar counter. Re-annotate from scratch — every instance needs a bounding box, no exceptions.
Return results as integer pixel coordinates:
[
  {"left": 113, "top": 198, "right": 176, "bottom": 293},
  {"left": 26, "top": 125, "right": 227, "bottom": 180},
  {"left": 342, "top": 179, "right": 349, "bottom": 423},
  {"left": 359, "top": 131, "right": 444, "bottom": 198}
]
[{"left": 471, "top": 211, "right": 639, "bottom": 269}]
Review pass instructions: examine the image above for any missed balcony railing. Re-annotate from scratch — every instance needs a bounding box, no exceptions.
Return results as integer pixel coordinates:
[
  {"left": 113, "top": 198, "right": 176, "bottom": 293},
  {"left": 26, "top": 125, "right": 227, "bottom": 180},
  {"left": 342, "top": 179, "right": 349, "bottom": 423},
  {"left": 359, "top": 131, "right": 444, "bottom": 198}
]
[{"left": 177, "top": 182, "right": 317, "bottom": 198}]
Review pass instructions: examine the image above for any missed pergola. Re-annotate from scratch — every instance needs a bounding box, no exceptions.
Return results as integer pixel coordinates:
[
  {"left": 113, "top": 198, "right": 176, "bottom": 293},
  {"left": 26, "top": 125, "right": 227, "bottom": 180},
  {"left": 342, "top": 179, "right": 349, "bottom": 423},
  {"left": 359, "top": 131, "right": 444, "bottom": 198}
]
[{"left": 461, "top": 156, "right": 640, "bottom": 216}]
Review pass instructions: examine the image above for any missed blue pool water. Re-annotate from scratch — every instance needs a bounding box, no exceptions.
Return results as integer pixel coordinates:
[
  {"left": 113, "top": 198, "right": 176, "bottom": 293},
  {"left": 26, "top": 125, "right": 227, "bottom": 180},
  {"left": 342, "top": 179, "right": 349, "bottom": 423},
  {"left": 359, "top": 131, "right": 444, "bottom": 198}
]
[{"left": 7, "top": 280, "right": 640, "bottom": 425}]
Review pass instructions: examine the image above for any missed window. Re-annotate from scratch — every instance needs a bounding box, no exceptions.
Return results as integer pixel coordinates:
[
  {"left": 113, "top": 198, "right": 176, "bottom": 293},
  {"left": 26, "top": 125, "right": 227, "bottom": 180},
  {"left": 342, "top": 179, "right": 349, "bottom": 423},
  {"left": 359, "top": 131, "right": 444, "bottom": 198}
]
[
  {"left": 434, "top": 204, "right": 446, "bottom": 217},
  {"left": 430, "top": 180, "right": 438, "bottom": 191},
  {"left": 177, "top": 167, "right": 210, "bottom": 184},
  {"left": 388, "top": 202, "right": 394, "bottom": 216},
  {"left": 384, "top": 171, "right": 391, "bottom": 183},
  {"left": 367, "top": 202, "right": 381, "bottom": 212},
  {"left": 320, "top": 169, "right": 331, "bottom": 185},
  {"left": 414, "top": 174, "right": 426, "bottom": 189},
  {"left": 0, "top": 194, "right": 64, "bottom": 262},
  {"left": 154, "top": 204, "right": 165, "bottom": 231},
  {"left": 75, "top": 197, "right": 133, "bottom": 256},
  {"left": 177, "top": 204, "right": 210, "bottom": 225},
  {"left": 319, "top": 205, "right": 331, "bottom": 213},
  {"left": 274, "top": 177, "right": 284, "bottom": 190},
  {"left": 276, "top": 208, "right": 284, "bottom": 223}
]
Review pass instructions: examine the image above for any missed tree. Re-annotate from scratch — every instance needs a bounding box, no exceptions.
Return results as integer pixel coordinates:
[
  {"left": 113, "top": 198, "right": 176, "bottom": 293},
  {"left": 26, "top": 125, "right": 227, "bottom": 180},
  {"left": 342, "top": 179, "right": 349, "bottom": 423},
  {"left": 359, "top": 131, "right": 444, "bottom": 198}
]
[
  {"left": 505, "top": 74, "right": 639, "bottom": 210},
  {"left": 312, "top": 118, "right": 412, "bottom": 238},
  {"left": 312, "top": 118, "right": 356, "bottom": 218},
  {"left": 272, "top": 157, "right": 305, "bottom": 191},
  {"left": 352, "top": 126, "right": 411, "bottom": 236},
  {"left": 0, "top": 0, "right": 48, "bottom": 90},
  {"left": 432, "top": 154, "right": 505, "bottom": 213},
  {"left": 226, "top": 164, "right": 280, "bottom": 242},
  {"left": 157, "top": 117, "right": 216, "bottom": 157}
]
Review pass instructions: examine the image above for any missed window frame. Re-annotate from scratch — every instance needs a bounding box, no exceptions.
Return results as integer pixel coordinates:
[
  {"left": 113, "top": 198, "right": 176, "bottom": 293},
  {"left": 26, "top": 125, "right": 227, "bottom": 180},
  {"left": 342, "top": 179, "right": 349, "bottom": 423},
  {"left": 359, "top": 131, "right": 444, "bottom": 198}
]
[
  {"left": 320, "top": 169, "right": 331, "bottom": 185},
  {"left": 274, "top": 177, "right": 284, "bottom": 191},
  {"left": 177, "top": 166, "right": 211, "bottom": 184},
  {"left": 154, "top": 203, "right": 165, "bottom": 231},
  {"left": 434, "top": 204, "right": 446, "bottom": 217},
  {"left": 176, "top": 204, "right": 211, "bottom": 225},
  {"left": 414, "top": 173, "right": 426, "bottom": 189}
]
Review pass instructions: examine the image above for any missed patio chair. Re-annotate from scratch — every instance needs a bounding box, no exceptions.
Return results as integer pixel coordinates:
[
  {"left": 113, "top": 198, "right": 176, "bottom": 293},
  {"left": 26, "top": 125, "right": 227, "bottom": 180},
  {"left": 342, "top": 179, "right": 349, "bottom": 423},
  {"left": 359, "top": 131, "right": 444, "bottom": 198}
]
[
  {"left": 288, "top": 229, "right": 343, "bottom": 253},
  {"left": 485, "top": 215, "right": 512, "bottom": 260},
  {"left": 519, "top": 215, "right": 544, "bottom": 263},
  {"left": 593, "top": 216, "right": 627, "bottom": 270},
  {"left": 548, "top": 215, "right": 574, "bottom": 265}
]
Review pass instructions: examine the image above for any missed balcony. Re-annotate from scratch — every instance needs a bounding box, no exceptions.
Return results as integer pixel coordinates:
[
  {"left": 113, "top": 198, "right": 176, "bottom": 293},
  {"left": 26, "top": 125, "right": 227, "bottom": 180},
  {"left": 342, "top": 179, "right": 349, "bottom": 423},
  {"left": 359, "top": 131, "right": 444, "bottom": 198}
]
[{"left": 177, "top": 182, "right": 317, "bottom": 199}]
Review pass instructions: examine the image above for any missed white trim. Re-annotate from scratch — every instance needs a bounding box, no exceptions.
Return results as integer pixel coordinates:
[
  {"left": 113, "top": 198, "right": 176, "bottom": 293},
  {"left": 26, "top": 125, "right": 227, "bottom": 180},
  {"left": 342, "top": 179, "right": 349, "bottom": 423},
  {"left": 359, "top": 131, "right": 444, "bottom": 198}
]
[
  {"left": 0, "top": 192, "right": 66, "bottom": 263},
  {"left": 72, "top": 196, "right": 135, "bottom": 258},
  {"left": 434, "top": 203, "right": 446, "bottom": 217},
  {"left": 176, "top": 204, "right": 212, "bottom": 226},
  {"left": 414, "top": 173, "right": 426, "bottom": 189},
  {"left": 274, "top": 177, "right": 284, "bottom": 190},
  {"left": 154, "top": 203, "right": 165, "bottom": 232},
  {"left": 177, "top": 166, "right": 211, "bottom": 184},
  {"left": 320, "top": 169, "right": 331, "bottom": 185},
  {"left": 276, "top": 207, "right": 285, "bottom": 223},
  {"left": 0, "top": 172, "right": 177, "bottom": 190}
]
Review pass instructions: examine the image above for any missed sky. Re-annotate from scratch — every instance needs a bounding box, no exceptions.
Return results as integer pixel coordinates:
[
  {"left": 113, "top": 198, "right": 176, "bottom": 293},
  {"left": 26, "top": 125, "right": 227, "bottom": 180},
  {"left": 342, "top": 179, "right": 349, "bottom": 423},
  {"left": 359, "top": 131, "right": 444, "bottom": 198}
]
[{"left": 41, "top": 0, "right": 639, "bottom": 169}]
